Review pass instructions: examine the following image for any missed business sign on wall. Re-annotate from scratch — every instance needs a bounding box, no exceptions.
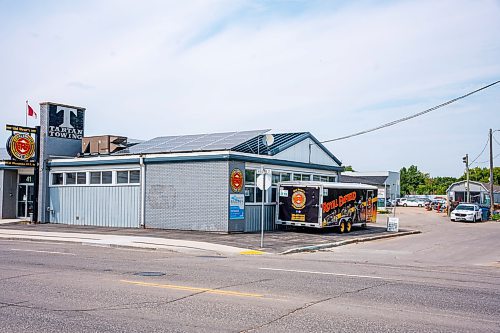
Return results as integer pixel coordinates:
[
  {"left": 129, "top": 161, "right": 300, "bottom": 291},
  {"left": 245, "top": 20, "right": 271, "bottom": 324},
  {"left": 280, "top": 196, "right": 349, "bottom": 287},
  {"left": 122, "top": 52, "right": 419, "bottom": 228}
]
[
  {"left": 48, "top": 105, "right": 84, "bottom": 139},
  {"left": 229, "top": 194, "right": 245, "bottom": 220},
  {"left": 5, "top": 124, "right": 38, "bottom": 167}
]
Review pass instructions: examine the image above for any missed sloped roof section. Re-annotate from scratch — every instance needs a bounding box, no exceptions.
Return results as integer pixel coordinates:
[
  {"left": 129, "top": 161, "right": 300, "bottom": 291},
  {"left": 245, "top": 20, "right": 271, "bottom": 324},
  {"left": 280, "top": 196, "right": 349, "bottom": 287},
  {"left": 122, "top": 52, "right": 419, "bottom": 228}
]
[
  {"left": 232, "top": 132, "right": 342, "bottom": 165},
  {"left": 231, "top": 132, "right": 306, "bottom": 155},
  {"left": 114, "top": 129, "right": 269, "bottom": 155}
]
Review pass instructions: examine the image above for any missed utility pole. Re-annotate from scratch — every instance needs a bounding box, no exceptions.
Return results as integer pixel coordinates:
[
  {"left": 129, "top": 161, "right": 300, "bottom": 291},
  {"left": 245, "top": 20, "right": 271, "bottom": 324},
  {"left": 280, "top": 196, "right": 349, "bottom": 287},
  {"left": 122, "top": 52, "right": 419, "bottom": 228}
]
[
  {"left": 489, "top": 129, "right": 494, "bottom": 216},
  {"left": 463, "top": 154, "right": 470, "bottom": 202}
]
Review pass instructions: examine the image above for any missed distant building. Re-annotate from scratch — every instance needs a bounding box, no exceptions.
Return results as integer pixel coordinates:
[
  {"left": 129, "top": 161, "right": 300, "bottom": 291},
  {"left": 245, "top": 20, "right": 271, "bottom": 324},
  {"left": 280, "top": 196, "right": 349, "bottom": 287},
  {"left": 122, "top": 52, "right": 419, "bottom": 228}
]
[
  {"left": 446, "top": 180, "right": 500, "bottom": 205},
  {"left": 341, "top": 171, "right": 400, "bottom": 201}
]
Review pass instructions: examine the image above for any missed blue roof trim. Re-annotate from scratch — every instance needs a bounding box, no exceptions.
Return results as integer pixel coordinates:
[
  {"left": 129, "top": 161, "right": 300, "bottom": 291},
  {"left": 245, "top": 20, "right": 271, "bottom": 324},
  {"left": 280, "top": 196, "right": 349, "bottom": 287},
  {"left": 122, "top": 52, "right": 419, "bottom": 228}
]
[
  {"left": 147, "top": 154, "right": 342, "bottom": 171},
  {"left": 47, "top": 154, "right": 343, "bottom": 172},
  {"left": 228, "top": 154, "right": 344, "bottom": 172}
]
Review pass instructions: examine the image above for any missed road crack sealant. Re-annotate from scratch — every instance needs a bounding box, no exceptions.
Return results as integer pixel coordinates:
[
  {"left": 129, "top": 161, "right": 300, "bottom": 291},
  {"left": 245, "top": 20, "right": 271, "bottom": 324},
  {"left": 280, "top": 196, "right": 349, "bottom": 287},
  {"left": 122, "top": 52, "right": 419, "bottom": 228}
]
[{"left": 239, "top": 281, "right": 391, "bottom": 333}]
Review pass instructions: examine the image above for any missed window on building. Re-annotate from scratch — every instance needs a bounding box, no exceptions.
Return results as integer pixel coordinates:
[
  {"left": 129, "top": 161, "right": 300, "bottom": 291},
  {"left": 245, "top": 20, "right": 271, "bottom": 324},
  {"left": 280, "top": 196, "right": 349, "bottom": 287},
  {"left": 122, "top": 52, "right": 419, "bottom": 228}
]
[
  {"left": 52, "top": 173, "right": 63, "bottom": 185},
  {"left": 117, "top": 170, "right": 140, "bottom": 184},
  {"left": 65, "top": 172, "right": 76, "bottom": 185},
  {"left": 77, "top": 172, "right": 86, "bottom": 185},
  {"left": 117, "top": 171, "right": 129, "bottom": 184},
  {"left": 313, "top": 175, "right": 334, "bottom": 182},
  {"left": 328, "top": 176, "right": 336, "bottom": 182},
  {"left": 245, "top": 169, "right": 291, "bottom": 204},
  {"left": 293, "top": 173, "right": 310, "bottom": 181},
  {"left": 90, "top": 172, "right": 101, "bottom": 184},
  {"left": 129, "top": 170, "right": 140, "bottom": 183},
  {"left": 52, "top": 170, "right": 139, "bottom": 186},
  {"left": 271, "top": 172, "right": 280, "bottom": 185},
  {"left": 281, "top": 173, "right": 290, "bottom": 181},
  {"left": 245, "top": 186, "right": 255, "bottom": 203},
  {"left": 101, "top": 171, "right": 112, "bottom": 184},
  {"left": 245, "top": 169, "right": 255, "bottom": 184}
]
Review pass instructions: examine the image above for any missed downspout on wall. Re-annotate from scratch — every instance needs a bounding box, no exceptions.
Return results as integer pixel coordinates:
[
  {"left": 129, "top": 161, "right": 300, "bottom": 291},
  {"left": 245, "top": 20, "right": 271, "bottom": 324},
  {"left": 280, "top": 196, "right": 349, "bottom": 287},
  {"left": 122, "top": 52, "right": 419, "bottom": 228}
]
[{"left": 140, "top": 155, "right": 146, "bottom": 228}]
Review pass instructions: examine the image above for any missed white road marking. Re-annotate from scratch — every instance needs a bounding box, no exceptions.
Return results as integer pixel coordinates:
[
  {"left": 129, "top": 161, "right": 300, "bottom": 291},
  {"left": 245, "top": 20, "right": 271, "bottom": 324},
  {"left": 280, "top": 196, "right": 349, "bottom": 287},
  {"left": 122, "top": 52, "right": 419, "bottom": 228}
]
[
  {"left": 259, "top": 267, "right": 395, "bottom": 281},
  {"left": 9, "top": 248, "right": 76, "bottom": 256}
]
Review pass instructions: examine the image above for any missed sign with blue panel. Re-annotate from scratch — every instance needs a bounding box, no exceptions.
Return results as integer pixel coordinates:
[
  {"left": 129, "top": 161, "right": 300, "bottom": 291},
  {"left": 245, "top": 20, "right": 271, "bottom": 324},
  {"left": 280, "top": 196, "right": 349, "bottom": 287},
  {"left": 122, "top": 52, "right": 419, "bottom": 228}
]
[{"left": 229, "top": 194, "right": 245, "bottom": 220}]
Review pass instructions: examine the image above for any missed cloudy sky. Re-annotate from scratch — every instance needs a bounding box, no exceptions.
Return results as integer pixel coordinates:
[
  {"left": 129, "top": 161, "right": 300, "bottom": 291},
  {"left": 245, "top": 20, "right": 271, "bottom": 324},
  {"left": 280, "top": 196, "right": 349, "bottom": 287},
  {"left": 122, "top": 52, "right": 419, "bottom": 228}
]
[{"left": 1, "top": 0, "right": 499, "bottom": 177}]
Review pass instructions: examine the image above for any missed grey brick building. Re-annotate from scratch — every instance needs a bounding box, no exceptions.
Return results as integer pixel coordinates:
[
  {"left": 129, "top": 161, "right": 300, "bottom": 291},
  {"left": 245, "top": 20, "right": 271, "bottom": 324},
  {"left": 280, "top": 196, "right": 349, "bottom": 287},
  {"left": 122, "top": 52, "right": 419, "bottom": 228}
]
[{"left": 1, "top": 102, "right": 344, "bottom": 232}]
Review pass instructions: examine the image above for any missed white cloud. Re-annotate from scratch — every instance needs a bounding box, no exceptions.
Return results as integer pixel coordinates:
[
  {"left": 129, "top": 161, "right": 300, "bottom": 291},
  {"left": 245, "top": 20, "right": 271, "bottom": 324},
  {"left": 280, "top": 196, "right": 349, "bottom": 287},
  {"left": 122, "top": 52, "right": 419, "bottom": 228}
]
[{"left": 1, "top": 0, "right": 499, "bottom": 176}]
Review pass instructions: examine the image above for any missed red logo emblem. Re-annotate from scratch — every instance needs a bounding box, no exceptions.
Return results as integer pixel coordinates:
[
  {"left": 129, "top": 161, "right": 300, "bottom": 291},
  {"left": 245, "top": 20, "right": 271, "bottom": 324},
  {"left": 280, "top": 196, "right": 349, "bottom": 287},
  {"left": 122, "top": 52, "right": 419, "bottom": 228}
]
[
  {"left": 230, "top": 168, "right": 243, "bottom": 192},
  {"left": 291, "top": 189, "right": 306, "bottom": 210},
  {"left": 7, "top": 133, "right": 35, "bottom": 161}
]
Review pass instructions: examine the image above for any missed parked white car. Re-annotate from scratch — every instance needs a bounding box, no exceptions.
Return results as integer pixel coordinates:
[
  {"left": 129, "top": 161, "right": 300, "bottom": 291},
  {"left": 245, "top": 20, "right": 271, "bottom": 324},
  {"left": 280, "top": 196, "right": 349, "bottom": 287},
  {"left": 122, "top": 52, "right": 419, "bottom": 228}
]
[
  {"left": 450, "top": 204, "right": 482, "bottom": 222},
  {"left": 400, "top": 198, "right": 426, "bottom": 207}
]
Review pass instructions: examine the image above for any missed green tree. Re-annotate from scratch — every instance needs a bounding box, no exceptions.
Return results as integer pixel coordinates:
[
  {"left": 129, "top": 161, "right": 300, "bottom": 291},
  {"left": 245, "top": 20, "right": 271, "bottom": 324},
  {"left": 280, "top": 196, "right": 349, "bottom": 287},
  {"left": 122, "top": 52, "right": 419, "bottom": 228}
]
[
  {"left": 399, "top": 166, "right": 457, "bottom": 195},
  {"left": 343, "top": 165, "right": 355, "bottom": 172},
  {"left": 458, "top": 167, "right": 500, "bottom": 185},
  {"left": 400, "top": 165, "right": 427, "bottom": 195}
]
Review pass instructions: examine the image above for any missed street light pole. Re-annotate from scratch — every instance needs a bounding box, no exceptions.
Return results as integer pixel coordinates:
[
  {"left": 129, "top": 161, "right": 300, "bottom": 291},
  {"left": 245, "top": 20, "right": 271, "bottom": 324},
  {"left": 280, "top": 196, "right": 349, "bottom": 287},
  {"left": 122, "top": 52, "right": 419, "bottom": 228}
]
[{"left": 489, "top": 129, "right": 494, "bottom": 215}]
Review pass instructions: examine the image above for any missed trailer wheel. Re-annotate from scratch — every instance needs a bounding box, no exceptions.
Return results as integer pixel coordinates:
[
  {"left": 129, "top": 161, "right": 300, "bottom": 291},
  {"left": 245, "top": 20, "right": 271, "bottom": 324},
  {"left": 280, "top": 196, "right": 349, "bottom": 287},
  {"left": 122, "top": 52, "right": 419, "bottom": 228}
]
[
  {"left": 338, "top": 222, "right": 346, "bottom": 234},
  {"left": 346, "top": 221, "right": 352, "bottom": 233}
]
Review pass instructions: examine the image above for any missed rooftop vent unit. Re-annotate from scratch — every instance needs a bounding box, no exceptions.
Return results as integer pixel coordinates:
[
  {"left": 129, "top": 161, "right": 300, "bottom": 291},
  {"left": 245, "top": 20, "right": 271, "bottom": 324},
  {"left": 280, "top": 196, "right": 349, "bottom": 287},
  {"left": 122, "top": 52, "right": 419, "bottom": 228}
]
[{"left": 82, "top": 135, "right": 128, "bottom": 155}]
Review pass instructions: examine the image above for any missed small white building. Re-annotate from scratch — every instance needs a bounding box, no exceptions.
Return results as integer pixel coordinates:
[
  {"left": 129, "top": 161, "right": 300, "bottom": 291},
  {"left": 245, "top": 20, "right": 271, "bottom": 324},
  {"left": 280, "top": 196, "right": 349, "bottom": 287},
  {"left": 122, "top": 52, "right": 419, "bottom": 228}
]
[
  {"left": 446, "top": 180, "right": 500, "bottom": 206},
  {"left": 341, "top": 171, "right": 400, "bottom": 201}
]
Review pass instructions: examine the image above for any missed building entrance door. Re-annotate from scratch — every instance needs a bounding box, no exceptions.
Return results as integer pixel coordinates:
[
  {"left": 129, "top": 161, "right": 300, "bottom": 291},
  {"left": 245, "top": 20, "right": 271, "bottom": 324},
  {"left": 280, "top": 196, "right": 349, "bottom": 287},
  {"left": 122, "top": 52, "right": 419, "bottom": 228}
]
[{"left": 17, "top": 175, "right": 35, "bottom": 219}]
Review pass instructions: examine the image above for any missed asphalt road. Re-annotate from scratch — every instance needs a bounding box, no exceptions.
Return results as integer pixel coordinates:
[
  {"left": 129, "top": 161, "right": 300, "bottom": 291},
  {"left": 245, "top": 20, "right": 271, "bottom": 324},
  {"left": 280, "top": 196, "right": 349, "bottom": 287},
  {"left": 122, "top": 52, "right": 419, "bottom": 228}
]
[{"left": 0, "top": 208, "right": 498, "bottom": 332}]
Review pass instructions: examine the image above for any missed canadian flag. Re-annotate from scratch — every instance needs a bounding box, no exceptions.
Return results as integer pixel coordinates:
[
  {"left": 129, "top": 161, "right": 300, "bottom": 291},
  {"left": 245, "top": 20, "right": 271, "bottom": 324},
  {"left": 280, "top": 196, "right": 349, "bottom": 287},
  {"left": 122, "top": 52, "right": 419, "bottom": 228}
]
[{"left": 27, "top": 103, "right": 37, "bottom": 118}]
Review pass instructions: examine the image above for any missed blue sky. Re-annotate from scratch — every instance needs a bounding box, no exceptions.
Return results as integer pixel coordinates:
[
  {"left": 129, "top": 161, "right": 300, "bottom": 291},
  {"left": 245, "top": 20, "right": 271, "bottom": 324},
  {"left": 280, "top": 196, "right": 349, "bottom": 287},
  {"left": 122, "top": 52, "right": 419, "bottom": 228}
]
[{"left": 1, "top": 0, "right": 499, "bottom": 177}]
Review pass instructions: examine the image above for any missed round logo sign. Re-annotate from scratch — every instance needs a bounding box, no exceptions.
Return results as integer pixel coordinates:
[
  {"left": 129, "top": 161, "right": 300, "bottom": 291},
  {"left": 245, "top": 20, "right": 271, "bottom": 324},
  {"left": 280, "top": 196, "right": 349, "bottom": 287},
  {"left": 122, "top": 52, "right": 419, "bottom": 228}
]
[
  {"left": 230, "top": 168, "right": 244, "bottom": 192},
  {"left": 291, "top": 189, "right": 306, "bottom": 210},
  {"left": 7, "top": 133, "right": 35, "bottom": 161}
]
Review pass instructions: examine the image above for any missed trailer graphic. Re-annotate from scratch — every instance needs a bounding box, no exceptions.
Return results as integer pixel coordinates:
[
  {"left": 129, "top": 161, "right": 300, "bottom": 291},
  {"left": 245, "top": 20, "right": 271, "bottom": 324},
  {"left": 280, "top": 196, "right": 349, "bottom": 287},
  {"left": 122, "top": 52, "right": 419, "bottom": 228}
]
[{"left": 277, "top": 181, "right": 378, "bottom": 233}]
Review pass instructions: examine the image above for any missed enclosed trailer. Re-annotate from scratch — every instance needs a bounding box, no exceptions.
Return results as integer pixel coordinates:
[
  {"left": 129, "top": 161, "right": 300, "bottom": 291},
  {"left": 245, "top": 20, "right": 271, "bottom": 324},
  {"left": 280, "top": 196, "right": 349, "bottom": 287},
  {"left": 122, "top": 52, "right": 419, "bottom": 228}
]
[{"left": 276, "top": 181, "right": 378, "bottom": 233}]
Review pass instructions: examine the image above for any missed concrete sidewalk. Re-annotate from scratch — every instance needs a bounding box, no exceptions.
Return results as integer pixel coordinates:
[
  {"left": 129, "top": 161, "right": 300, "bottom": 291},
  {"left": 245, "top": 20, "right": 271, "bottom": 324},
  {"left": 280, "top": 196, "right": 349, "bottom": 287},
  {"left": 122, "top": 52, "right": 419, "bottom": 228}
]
[
  {"left": 0, "top": 220, "right": 420, "bottom": 255},
  {"left": 0, "top": 228, "right": 257, "bottom": 256}
]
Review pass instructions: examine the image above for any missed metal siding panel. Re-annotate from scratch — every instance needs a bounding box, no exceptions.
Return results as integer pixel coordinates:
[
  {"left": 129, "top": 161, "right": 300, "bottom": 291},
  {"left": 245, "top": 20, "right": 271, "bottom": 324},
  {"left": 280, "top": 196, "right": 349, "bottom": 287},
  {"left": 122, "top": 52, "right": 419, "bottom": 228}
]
[
  {"left": 145, "top": 161, "right": 229, "bottom": 231},
  {"left": 49, "top": 186, "right": 140, "bottom": 227},
  {"left": 244, "top": 205, "right": 277, "bottom": 232}
]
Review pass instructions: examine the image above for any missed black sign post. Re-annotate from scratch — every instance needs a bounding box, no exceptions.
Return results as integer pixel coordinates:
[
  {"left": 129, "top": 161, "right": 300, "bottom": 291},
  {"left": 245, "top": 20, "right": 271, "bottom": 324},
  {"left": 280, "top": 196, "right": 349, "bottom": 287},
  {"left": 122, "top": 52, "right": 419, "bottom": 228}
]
[{"left": 32, "top": 126, "right": 41, "bottom": 223}]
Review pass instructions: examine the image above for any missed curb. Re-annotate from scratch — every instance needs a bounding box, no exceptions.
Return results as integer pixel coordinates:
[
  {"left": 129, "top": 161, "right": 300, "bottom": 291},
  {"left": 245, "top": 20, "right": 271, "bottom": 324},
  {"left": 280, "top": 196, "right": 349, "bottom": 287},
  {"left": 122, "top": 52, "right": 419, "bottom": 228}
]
[
  {"left": 0, "top": 235, "right": 254, "bottom": 255},
  {"left": 279, "top": 230, "right": 422, "bottom": 255}
]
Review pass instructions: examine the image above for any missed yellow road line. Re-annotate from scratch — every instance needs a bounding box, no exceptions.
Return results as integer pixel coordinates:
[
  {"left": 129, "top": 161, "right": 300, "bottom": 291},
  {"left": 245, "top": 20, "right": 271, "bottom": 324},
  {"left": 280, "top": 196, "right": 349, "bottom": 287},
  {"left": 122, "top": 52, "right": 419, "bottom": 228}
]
[{"left": 120, "top": 280, "right": 263, "bottom": 298}]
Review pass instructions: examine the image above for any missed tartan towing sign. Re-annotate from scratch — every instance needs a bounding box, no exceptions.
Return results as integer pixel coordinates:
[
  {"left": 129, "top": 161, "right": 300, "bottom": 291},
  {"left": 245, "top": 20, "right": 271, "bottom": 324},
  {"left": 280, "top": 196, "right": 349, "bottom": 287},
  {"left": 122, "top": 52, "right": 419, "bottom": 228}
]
[{"left": 5, "top": 124, "right": 38, "bottom": 167}]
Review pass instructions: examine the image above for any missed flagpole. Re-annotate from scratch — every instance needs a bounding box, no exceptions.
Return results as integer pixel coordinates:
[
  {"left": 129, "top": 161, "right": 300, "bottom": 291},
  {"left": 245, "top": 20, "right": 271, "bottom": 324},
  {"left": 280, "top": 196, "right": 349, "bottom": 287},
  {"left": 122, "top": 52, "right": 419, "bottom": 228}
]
[{"left": 25, "top": 100, "right": 28, "bottom": 126}]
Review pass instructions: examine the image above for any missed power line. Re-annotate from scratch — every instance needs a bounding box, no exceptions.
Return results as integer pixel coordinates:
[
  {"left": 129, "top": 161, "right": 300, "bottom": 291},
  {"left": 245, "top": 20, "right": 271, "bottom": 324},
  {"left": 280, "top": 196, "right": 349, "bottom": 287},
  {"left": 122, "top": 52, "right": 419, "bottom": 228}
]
[
  {"left": 320, "top": 80, "right": 500, "bottom": 144},
  {"left": 477, "top": 152, "right": 500, "bottom": 164},
  {"left": 493, "top": 133, "right": 500, "bottom": 146},
  {"left": 469, "top": 135, "right": 490, "bottom": 166}
]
